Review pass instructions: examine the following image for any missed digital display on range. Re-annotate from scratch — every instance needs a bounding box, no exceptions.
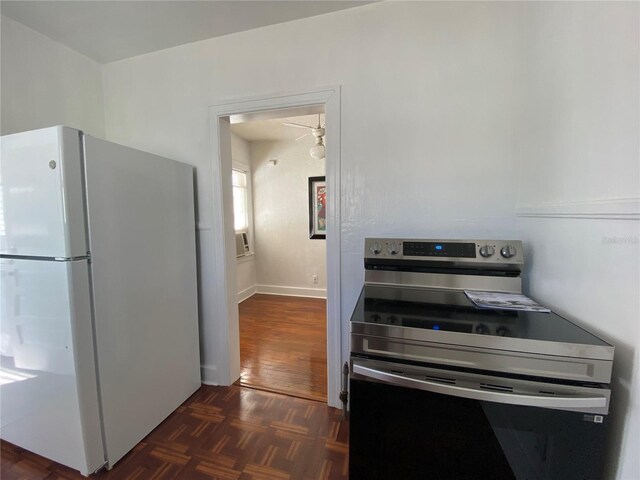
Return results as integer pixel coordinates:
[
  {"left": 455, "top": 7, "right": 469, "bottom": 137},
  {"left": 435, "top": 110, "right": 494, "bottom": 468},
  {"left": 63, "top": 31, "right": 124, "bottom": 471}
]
[{"left": 403, "top": 242, "right": 476, "bottom": 258}]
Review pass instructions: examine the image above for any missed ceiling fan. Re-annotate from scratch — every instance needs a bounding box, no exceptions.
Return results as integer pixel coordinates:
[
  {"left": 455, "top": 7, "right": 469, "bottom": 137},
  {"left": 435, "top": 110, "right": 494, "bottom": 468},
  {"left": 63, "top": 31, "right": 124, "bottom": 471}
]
[{"left": 283, "top": 114, "right": 325, "bottom": 160}]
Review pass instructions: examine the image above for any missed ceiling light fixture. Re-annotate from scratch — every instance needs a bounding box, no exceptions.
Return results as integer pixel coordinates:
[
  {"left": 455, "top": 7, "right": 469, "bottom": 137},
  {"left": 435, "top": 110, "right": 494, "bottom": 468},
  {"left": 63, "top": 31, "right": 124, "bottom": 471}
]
[
  {"left": 309, "top": 127, "right": 325, "bottom": 160},
  {"left": 282, "top": 114, "right": 325, "bottom": 160}
]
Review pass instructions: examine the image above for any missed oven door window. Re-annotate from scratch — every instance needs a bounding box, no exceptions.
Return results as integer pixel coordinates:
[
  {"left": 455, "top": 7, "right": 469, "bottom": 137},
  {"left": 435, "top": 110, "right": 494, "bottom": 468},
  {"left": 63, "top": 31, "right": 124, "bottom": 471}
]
[{"left": 349, "top": 379, "right": 607, "bottom": 480}]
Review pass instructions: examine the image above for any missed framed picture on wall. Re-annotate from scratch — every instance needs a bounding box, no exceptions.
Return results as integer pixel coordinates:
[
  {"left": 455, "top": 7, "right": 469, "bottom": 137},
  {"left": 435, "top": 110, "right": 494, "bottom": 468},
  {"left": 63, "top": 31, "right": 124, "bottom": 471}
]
[{"left": 308, "top": 176, "right": 326, "bottom": 239}]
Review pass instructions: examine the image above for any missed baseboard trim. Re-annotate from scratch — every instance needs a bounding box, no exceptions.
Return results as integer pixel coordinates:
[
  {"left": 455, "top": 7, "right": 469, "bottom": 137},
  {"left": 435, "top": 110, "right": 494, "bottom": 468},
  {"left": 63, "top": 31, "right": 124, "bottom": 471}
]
[
  {"left": 238, "top": 286, "right": 256, "bottom": 303},
  {"left": 516, "top": 198, "right": 639, "bottom": 220},
  {"left": 200, "top": 365, "right": 220, "bottom": 385},
  {"left": 255, "top": 284, "right": 327, "bottom": 299}
]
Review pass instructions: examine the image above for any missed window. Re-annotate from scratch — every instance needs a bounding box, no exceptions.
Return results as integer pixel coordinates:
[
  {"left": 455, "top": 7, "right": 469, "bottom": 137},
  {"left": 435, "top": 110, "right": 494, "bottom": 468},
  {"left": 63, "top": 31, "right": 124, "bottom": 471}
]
[{"left": 232, "top": 169, "right": 249, "bottom": 232}]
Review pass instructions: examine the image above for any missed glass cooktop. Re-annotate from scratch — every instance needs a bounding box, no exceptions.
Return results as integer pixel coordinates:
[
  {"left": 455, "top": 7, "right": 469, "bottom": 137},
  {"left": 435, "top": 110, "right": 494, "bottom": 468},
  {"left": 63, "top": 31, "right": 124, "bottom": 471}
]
[{"left": 350, "top": 285, "right": 610, "bottom": 348}]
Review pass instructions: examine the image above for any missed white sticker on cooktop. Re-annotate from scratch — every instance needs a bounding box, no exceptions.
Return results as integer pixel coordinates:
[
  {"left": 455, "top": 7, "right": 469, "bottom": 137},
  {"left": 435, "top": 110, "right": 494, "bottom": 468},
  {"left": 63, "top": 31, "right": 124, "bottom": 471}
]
[{"left": 464, "top": 290, "right": 551, "bottom": 313}]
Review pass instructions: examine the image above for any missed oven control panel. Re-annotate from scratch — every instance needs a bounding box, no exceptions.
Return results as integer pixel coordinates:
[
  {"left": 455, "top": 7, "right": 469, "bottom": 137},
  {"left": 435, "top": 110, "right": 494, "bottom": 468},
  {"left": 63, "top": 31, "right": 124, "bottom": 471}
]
[{"left": 365, "top": 238, "right": 524, "bottom": 265}]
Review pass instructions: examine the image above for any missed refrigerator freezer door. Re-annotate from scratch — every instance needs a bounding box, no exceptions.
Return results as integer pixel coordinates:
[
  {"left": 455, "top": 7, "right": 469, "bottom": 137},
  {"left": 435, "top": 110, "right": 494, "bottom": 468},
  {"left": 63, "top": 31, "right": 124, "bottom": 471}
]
[
  {"left": 0, "top": 258, "right": 104, "bottom": 475},
  {"left": 0, "top": 127, "right": 87, "bottom": 258},
  {"left": 83, "top": 136, "right": 201, "bottom": 468}
]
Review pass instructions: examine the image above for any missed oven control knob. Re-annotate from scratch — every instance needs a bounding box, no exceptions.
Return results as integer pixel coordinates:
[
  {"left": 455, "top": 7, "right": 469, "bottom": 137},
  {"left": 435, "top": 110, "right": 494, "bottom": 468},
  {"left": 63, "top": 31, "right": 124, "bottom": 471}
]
[
  {"left": 500, "top": 245, "right": 517, "bottom": 258},
  {"left": 370, "top": 242, "right": 382, "bottom": 255},
  {"left": 496, "top": 326, "right": 509, "bottom": 337},
  {"left": 475, "top": 324, "right": 490, "bottom": 335},
  {"left": 387, "top": 242, "right": 400, "bottom": 255},
  {"left": 479, "top": 245, "right": 495, "bottom": 258}
]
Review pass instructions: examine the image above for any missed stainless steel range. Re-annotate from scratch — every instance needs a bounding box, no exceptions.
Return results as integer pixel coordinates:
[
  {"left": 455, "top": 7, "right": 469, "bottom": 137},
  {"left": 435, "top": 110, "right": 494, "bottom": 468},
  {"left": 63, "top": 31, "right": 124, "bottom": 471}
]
[{"left": 349, "top": 238, "right": 614, "bottom": 480}]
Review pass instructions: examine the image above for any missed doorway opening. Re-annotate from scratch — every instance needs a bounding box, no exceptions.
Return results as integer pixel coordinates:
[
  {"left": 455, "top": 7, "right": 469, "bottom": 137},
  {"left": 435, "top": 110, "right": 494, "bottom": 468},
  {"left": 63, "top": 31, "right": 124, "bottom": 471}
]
[
  {"left": 207, "top": 87, "right": 341, "bottom": 408},
  {"left": 230, "top": 112, "right": 327, "bottom": 402}
]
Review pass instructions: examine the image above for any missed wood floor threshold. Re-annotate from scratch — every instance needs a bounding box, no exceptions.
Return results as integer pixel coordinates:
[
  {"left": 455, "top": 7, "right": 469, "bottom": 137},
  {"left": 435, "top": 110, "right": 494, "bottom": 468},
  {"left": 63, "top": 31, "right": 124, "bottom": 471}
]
[{"left": 239, "top": 381, "right": 328, "bottom": 404}]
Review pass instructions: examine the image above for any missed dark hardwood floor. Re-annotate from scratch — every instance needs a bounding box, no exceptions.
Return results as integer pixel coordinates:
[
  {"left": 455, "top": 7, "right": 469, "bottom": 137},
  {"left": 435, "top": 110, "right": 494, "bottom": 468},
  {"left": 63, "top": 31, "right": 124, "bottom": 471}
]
[
  {"left": 0, "top": 385, "right": 349, "bottom": 480},
  {"left": 238, "top": 295, "right": 327, "bottom": 403}
]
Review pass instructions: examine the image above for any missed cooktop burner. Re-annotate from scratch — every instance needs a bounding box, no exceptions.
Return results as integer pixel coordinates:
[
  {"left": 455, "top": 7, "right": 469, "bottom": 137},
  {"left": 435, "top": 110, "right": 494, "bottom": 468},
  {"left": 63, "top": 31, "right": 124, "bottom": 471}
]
[{"left": 351, "top": 285, "right": 610, "bottom": 348}]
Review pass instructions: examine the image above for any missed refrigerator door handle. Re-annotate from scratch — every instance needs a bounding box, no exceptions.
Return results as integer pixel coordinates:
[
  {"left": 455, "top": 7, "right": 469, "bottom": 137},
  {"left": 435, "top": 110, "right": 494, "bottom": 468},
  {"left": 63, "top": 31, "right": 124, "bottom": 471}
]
[
  {"left": 54, "top": 255, "right": 90, "bottom": 261},
  {"left": 0, "top": 254, "right": 89, "bottom": 262}
]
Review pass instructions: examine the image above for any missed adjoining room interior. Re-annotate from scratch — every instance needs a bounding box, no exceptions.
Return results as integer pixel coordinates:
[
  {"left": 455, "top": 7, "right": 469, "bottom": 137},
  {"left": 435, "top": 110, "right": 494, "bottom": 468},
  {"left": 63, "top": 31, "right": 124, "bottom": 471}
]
[{"left": 230, "top": 112, "right": 328, "bottom": 402}]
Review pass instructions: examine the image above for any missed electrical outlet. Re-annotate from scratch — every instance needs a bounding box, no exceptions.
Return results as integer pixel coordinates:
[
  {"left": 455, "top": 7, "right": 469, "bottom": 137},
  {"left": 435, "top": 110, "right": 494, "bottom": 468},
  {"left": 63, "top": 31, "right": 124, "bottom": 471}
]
[{"left": 312, "top": 274, "right": 318, "bottom": 284}]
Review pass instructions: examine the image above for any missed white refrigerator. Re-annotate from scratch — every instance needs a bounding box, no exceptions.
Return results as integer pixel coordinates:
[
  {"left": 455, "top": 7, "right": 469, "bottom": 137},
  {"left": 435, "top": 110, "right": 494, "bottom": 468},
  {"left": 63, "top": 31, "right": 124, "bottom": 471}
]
[{"left": 0, "top": 126, "right": 201, "bottom": 475}]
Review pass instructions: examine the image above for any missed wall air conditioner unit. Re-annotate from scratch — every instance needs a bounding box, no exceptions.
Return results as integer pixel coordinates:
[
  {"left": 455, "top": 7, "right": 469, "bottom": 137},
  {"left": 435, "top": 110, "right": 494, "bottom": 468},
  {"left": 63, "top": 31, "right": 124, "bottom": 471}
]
[{"left": 235, "top": 232, "right": 250, "bottom": 257}]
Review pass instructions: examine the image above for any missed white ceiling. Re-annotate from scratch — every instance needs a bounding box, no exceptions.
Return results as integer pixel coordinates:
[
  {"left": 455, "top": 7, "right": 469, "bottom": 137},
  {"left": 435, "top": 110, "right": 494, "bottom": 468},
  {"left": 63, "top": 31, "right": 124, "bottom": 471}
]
[
  {"left": 232, "top": 113, "right": 325, "bottom": 142},
  {"left": 1, "top": 1, "right": 372, "bottom": 64}
]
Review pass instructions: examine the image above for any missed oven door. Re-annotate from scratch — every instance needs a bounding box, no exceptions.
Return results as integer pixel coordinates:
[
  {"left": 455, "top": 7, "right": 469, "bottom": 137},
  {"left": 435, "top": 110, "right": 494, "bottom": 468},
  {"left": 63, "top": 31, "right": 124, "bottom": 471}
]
[{"left": 349, "top": 358, "right": 610, "bottom": 480}]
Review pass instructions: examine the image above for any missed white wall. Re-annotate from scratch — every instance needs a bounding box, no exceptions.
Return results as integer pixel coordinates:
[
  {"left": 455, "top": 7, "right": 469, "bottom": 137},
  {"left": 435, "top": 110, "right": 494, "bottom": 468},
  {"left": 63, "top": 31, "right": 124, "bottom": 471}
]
[
  {"left": 100, "top": 2, "right": 638, "bottom": 477},
  {"left": 513, "top": 4, "right": 639, "bottom": 477},
  {"left": 0, "top": 15, "right": 105, "bottom": 137},
  {"left": 102, "top": 1, "right": 523, "bottom": 387},
  {"left": 518, "top": 219, "right": 639, "bottom": 479},
  {"left": 230, "top": 132, "right": 257, "bottom": 302},
  {"left": 250, "top": 139, "right": 326, "bottom": 297}
]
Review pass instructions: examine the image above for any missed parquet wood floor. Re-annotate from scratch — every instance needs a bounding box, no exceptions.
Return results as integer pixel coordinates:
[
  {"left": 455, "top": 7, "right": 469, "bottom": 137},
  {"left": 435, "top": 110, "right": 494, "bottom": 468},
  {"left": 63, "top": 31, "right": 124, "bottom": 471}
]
[
  {"left": 0, "top": 385, "right": 349, "bottom": 480},
  {"left": 238, "top": 295, "right": 327, "bottom": 403}
]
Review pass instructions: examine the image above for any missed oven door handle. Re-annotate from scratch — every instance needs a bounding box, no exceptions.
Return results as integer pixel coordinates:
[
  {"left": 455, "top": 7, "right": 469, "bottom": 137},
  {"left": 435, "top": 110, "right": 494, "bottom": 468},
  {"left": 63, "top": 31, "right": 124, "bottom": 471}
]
[{"left": 352, "top": 363, "right": 608, "bottom": 411}]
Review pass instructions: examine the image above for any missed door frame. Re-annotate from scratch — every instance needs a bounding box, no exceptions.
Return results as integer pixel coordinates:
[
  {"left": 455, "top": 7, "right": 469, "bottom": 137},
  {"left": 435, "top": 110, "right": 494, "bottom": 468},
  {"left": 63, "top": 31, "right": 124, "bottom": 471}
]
[{"left": 207, "top": 86, "right": 342, "bottom": 407}]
